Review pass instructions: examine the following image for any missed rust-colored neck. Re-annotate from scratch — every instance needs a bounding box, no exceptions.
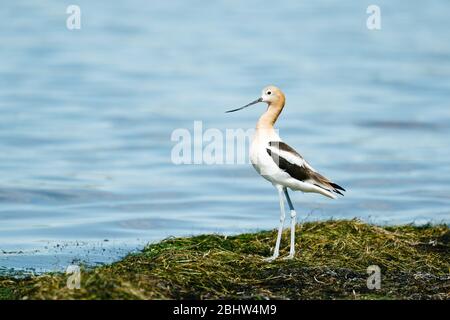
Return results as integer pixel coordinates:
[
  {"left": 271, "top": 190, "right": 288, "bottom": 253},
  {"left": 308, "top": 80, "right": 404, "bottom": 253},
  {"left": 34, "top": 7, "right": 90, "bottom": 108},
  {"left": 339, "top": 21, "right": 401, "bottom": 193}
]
[{"left": 256, "top": 96, "right": 285, "bottom": 129}]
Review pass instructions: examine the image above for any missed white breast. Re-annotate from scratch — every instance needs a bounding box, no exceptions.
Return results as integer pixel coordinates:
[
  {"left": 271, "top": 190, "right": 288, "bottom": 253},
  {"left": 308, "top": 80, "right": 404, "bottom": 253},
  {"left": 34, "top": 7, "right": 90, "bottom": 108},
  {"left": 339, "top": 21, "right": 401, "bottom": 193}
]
[{"left": 250, "top": 128, "right": 287, "bottom": 185}]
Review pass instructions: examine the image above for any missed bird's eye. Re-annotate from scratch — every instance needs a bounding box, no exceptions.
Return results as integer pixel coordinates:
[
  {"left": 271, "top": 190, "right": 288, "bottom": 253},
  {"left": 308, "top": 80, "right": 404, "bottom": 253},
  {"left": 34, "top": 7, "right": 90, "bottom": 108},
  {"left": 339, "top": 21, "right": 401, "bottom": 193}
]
[{"left": 267, "top": 91, "right": 272, "bottom": 95}]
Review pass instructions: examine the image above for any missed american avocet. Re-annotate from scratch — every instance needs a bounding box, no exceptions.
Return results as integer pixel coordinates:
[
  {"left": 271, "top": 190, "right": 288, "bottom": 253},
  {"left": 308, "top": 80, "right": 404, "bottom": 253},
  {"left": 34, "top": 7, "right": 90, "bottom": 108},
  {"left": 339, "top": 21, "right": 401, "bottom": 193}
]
[{"left": 226, "top": 86, "right": 345, "bottom": 261}]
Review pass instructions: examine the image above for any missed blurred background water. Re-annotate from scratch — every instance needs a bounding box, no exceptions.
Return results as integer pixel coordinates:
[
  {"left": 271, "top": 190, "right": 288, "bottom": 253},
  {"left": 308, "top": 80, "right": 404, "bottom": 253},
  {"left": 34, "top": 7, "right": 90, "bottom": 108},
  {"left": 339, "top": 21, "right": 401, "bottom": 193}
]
[{"left": 0, "top": 0, "right": 449, "bottom": 274}]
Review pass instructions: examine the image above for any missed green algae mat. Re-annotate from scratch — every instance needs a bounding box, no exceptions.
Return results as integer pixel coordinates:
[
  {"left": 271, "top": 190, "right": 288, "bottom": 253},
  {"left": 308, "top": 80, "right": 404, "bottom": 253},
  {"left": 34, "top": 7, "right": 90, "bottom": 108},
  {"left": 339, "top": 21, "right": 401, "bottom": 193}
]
[{"left": 1, "top": 220, "right": 449, "bottom": 300}]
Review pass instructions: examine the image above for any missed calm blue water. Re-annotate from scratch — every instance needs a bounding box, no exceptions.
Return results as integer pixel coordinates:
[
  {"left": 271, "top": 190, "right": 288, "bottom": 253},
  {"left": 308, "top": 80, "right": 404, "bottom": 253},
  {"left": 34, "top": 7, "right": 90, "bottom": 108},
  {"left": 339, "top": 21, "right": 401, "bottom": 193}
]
[{"left": 1, "top": 1, "right": 449, "bottom": 274}]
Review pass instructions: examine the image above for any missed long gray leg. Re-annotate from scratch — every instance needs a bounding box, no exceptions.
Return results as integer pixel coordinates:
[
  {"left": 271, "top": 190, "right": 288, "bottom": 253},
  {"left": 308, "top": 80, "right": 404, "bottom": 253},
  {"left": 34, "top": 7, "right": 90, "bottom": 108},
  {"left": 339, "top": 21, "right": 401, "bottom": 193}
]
[
  {"left": 283, "top": 188, "right": 297, "bottom": 259},
  {"left": 264, "top": 185, "right": 285, "bottom": 262}
]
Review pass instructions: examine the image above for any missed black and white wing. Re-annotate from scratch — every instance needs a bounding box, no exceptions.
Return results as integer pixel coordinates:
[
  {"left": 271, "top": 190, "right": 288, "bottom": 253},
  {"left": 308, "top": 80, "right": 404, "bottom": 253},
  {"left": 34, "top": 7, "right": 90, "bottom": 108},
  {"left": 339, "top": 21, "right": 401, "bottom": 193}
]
[{"left": 266, "top": 141, "right": 345, "bottom": 196}]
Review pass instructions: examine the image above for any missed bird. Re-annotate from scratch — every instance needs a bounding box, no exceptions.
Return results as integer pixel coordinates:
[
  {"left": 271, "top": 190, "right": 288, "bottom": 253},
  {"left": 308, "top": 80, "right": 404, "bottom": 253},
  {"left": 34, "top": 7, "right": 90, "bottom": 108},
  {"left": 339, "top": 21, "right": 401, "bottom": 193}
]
[{"left": 226, "top": 86, "right": 345, "bottom": 261}]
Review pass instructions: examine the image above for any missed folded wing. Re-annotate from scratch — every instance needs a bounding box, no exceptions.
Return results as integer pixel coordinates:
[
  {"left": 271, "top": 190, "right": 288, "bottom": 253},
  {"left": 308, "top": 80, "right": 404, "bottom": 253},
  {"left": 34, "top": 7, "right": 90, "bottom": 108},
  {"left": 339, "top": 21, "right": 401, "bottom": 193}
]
[{"left": 266, "top": 141, "right": 345, "bottom": 196}]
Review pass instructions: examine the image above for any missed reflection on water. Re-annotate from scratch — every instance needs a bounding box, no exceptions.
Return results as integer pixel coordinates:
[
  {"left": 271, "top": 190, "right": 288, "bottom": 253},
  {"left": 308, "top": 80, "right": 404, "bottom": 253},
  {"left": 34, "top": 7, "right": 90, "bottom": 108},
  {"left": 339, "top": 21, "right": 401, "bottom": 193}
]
[
  {"left": 0, "top": 0, "right": 449, "bottom": 273},
  {"left": 358, "top": 120, "right": 446, "bottom": 131}
]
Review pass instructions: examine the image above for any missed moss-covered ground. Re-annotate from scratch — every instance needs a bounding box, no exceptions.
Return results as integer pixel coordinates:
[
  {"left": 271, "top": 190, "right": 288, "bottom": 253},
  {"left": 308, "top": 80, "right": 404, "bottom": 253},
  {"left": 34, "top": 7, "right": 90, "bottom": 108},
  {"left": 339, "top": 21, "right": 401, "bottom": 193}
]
[{"left": 1, "top": 220, "right": 449, "bottom": 300}]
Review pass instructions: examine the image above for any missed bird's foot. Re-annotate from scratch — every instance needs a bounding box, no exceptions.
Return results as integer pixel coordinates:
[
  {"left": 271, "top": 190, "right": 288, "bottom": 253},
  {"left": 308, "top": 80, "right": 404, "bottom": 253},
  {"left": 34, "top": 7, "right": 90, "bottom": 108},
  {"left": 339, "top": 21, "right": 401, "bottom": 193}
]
[
  {"left": 263, "top": 255, "right": 279, "bottom": 262},
  {"left": 282, "top": 253, "right": 295, "bottom": 260}
]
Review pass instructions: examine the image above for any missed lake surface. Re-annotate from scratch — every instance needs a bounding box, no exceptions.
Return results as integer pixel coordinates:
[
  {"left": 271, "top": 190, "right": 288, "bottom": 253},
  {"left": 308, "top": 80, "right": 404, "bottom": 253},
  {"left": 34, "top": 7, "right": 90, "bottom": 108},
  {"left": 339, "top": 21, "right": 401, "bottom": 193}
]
[{"left": 1, "top": 0, "right": 449, "bottom": 274}]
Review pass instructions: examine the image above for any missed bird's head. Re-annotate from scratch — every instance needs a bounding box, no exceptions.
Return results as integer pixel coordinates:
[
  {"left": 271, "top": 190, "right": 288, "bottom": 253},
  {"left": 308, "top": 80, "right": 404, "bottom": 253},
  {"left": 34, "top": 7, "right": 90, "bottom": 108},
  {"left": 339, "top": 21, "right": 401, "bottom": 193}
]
[
  {"left": 260, "top": 86, "right": 285, "bottom": 106},
  {"left": 225, "top": 85, "right": 285, "bottom": 113}
]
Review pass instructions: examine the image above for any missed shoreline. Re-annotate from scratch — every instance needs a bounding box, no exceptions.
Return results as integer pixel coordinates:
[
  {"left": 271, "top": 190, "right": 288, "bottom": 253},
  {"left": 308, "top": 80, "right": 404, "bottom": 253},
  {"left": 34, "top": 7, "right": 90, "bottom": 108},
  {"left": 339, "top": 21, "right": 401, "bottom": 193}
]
[{"left": 1, "top": 220, "right": 449, "bottom": 300}]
